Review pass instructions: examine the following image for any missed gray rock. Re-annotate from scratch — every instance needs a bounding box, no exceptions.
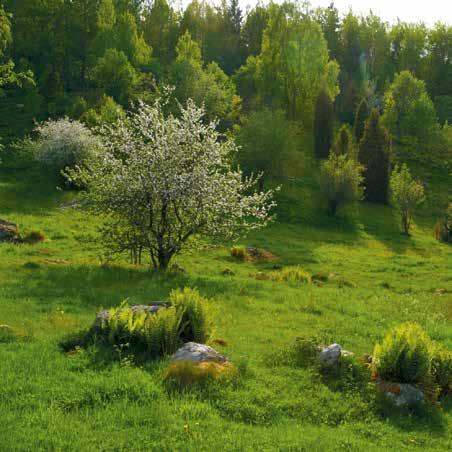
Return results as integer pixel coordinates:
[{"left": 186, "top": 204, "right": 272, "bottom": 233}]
[
  {"left": 319, "top": 343, "right": 342, "bottom": 366},
  {"left": 319, "top": 343, "right": 353, "bottom": 367},
  {"left": 93, "top": 302, "right": 170, "bottom": 329},
  {"left": 171, "top": 342, "right": 229, "bottom": 364},
  {"left": 383, "top": 383, "right": 425, "bottom": 407},
  {"left": 0, "top": 219, "right": 20, "bottom": 243}
]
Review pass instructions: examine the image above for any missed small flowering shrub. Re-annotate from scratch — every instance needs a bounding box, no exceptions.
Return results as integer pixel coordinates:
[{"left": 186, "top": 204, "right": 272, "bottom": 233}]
[
  {"left": 373, "top": 323, "right": 432, "bottom": 384},
  {"left": 32, "top": 118, "right": 102, "bottom": 183}
]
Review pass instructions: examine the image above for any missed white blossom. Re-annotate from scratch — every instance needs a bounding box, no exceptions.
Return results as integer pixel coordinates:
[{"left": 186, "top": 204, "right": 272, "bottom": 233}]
[{"left": 70, "top": 99, "right": 276, "bottom": 269}]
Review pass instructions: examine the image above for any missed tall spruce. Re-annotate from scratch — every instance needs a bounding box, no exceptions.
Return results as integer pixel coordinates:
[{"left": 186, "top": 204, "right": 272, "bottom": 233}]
[
  {"left": 314, "top": 90, "right": 334, "bottom": 158},
  {"left": 333, "top": 124, "right": 353, "bottom": 156},
  {"left": 358, "top": 109, "right": 390, "bottom": 204},
  {"left": 354, "top": 98, "right": 370, "bottom": 142}
]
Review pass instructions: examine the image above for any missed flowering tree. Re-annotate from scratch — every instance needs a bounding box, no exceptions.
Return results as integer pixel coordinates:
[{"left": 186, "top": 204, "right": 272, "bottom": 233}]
[
  {"left": 32, "top": 118, "right": 102, "bottom": 179},
  {"left": 71, "top": 99, "right": 276, "bottom": 269}
]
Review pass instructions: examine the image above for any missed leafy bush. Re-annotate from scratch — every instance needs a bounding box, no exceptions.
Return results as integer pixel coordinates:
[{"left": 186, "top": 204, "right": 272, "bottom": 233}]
[
  {"left": 22, "top": 230, "right": 45, "bottom": 244},
  {"left": 292, "top": 335, "right": 320, "bottom": 366},
  {"left": 231, "top": 245, "right": 249, "bottom": 261},
  {"left": 390, "top": 164, "right": 425, "bottom": 234},
  {"left": 96, "top": 287, "right": 211, "bottom": 358},
  {"left": 31, "top": 118, "right": 102, "bottom": 183},
  {"left": 431, "top": 349, "right": 452, "bottom": 395},
  {"left": 169, "top": 287, "right": 212, "bottom": 344},
  {"left": 276, "top": 267, "right": 311, "bottom": 284},
  {"left": 164, "top": 361, "right": 236, "bottom": 391},
  {"left": 373, "top": 323, "right": 432, "bottom": 384},
  {"left": 319, "top": 154, "right": 364, "bottom": 215}
]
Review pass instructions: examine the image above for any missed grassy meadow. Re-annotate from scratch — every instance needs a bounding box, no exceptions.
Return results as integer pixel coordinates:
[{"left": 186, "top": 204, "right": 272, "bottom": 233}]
[{"left": 0, "top": 156, "right": 451, "bottom": 451}]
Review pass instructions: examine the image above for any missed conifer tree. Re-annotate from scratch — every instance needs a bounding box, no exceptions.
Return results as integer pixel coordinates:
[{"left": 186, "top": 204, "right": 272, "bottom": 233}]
[
  {"left": 333, "top": 124, "right": 353, "bottom": 156},
  {"left": 358, "top": 109, "right": 390, "bottom": 204},
  {"left": 354, "top": 98, "right": 370, "bottom": 142},
  {"left": 314, "top": 90, "right": 334, "bottom": 158}
]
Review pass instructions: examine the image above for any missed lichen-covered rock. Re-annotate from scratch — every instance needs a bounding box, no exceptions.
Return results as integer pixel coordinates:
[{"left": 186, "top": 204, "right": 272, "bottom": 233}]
[
  {"left": 379, "top": 381, "right": 425, "bottom": 407},
  {"left": 0, "top": 219, "right": 20, "bottom": 243},
  {"left": 319, "top": 343, "right": 353, "bottom": 367},
  {"left": 171, "top": 342, "right": 229, "bottom": 364},
  {"left": 93, "top": 302, "right": 170, "bottom": 329}
]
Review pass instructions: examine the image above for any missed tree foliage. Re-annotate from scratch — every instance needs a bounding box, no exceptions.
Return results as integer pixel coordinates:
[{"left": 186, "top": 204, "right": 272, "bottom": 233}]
[
  {"left": 390, "top": 164, "right": 425, "bottom": 234},
  {"left": 358, "top": 109, "right": 390, "bottom": 204},
  {"left": 314, "top": 90, "right": 334, "bottom": 158},
  {"left": 319, "top": 153, "right": 364, "bottom": 215}
]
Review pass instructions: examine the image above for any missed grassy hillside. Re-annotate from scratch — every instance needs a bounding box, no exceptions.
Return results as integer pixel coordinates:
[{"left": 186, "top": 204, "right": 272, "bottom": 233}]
[{"left": 0, "top": 162, "right": 451, "bottom": 450}]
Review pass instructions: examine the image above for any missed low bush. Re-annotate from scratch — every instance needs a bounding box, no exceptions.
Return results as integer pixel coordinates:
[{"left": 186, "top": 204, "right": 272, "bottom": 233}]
[
  {"left": 373, "top": 323, "right": 432, "bottom": 384},
  {"left": 163, "top": 361, "right": 236, "bottom": 391},
  {"left": 0, "top": 325, "right": 17, "bottom": 343},
  {"left": 292, "top": 335, "right": 320, "bottom": 366},
  {"left": 230, "top": 245, "right": 249, "bottom": 261},
  {"left": 22, "top": 230, "right": 46, "bottom": 244},
  {"left": 93, "top": 287, "right": 211, "bottom": 358},
  {"left": 311, "top": 272, "right": 329, "bottom": 284},
  {"left": 276, "top": 267, "right": 311, "bottom": 284},
  {"left": 431, "top": 349, "right": 452, "bottom": 395},
  {"left": 169, "top": 287, "right": 212, "bottom": 344}
]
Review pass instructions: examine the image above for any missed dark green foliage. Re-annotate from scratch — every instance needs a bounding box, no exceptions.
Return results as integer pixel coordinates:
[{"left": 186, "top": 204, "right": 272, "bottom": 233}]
[
  {"left": 358, "top": 109, "right": 390, "bottom": 204},
  {"left": 292, "top": 335, "right": 320, "bottom": 366},
  {"left": 234, "top": 108, "right": 293, "bottom": 188},
  {"left": 332, "top": 125, "right": 354, "bottom": 156},
  {"left": 431, "top": 349, "right": 452, "bottom": 395},
  {"left": 314, "top": 90, "right": 334, "bottom": 158},
  {"left": 354, "top": 98, "right": 370, "bottom": 142}
]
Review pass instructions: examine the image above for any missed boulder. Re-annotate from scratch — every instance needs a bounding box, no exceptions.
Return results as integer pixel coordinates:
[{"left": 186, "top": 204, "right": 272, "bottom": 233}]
[
  {"left": 319, "top": 343, "right": 354, "bottom": 367},
  {"left": 93, "top": 301, "right": 170, "bottom": 329},
  {"left": 379, "top": 381, "right": 425, "bottom": 407},
  {"left": 171, "top": 342, "right": 229, "bottom": 364},
  {"left": 0, "top": 219, "right": 20, "bottom": 243}
]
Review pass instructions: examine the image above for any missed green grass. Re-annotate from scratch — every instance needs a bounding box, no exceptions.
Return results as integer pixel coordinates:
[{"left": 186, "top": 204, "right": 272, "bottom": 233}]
[{"left": 0, "top": 164, "right": 451, "bottom": 450}]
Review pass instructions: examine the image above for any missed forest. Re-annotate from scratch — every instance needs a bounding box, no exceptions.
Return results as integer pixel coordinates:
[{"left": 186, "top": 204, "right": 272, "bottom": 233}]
[{"left": 0, "top": 1, "right": 451, "bottom": 450}]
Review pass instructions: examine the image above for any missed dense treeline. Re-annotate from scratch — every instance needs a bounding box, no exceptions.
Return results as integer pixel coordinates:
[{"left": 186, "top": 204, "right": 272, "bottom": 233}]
[{"left": 0, "top": 1, "right": 451, "bottom": 185}]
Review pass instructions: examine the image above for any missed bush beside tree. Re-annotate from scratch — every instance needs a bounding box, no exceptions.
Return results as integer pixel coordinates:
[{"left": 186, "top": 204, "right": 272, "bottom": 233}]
[{"left": 390, "top": 164, "right": 425, "bottom": 235}]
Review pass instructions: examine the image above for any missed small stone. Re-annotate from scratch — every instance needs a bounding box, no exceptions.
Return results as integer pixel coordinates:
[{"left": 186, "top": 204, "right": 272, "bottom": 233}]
[
  {"left": 319, "top": 343, "right": 342, "bottom": 366},
  {"left": 380, "top": 381, "right": 425, "bottom": 407},
  {"left": 171, "top": 342, "right": 229, "bottom": 364},
  {"left": 0, "top": 219, "right": 20, "bottom": 243}
]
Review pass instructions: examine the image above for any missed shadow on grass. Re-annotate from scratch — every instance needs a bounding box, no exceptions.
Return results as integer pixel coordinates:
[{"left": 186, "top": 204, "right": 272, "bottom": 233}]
[
  {"left": 0, "top": 166, "right": 64, "bottom": 216},
  {"left": 3, "top": 261, "right": 255, "bottom": 315},
  {"left": 359, "top": 202, "right": 416, "bottom": 253},
  {"left": 377, "top": 396, "right": 449, "bottom": 435}
]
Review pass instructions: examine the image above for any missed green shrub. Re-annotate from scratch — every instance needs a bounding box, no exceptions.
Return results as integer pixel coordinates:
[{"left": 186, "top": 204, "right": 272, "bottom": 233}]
[
  {"left": 311, "top": 272, "right": 329, "bottom": 284},
  {"left": 95, "top": 287, "right": 211, "bottom": 358},
  {"left": 431, "top": 349, "right": 452, "bottom": 395},
  {"left": 292, "top": 335, "right": 320, "bottom": 366},
  {"left": 0, "top": 325, "right": 17, "bottom": 343},
  {"left": 22, "top": 230, "right": 46, "bottom": 244},
  {"left": 276, "top": 267, "right": 311, "bottom": 284},
  {"left": 169, "top": 287, "right": 212, "bottom": 344},
  {"left": 373, "top": 323, "right": 432, "bottom": 384},
  {"left": 230, "top": 245, "right": 249, "bottom": 261}
]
